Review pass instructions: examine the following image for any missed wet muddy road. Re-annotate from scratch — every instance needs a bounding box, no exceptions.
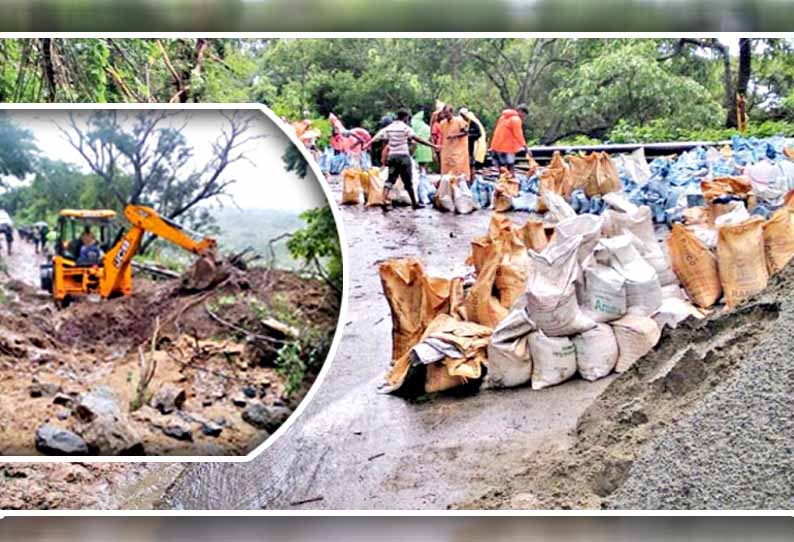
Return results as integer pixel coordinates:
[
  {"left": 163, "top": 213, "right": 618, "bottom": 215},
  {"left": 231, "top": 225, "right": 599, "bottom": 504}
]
[
  {"left": 3, "top": 232, "right": 44, "bottom": 288},
  {"left": 157, "top": 179, "right": 614, "bottom": 510}
]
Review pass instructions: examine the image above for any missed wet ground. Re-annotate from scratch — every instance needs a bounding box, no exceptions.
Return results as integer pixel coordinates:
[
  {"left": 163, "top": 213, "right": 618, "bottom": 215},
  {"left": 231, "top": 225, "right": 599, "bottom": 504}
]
[
  {"left": 3, "top": 233, "right": 44, "bottom": 288},
  {"left": 157, "top": 177, "right": 614, "bottom": 510}
]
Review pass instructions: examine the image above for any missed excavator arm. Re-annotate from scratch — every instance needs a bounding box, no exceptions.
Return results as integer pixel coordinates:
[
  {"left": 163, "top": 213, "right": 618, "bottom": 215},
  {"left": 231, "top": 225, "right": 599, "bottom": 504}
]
[{"left": 100, "top": 204, "right": 219, "bottom": 297}]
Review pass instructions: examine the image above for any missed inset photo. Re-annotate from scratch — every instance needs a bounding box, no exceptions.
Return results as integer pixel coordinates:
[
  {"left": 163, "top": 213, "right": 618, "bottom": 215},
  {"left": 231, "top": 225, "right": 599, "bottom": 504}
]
[{"left": 0, "top": 107, "right": 343, "bottom": 457}]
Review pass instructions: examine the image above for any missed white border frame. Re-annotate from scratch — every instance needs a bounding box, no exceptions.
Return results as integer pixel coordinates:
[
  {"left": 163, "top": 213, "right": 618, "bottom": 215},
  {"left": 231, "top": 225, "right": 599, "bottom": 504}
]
[
  {"left": 0, "top": 34, "right": 789, "bottom": 515},
  {"left": 0, "top": 103, "right": 350, "bottom": 464}
]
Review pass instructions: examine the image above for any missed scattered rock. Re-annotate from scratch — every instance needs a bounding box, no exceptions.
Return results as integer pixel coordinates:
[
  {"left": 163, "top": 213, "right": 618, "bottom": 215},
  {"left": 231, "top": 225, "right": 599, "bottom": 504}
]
[
  {"left": 56, "top": 409, "right": 71, "bottom": 421},
  {"left": 242, "top": 386, "right": 257, "bottom": 399},
  {"left": 29, "top": 382, "right": 60, "bottom": 398},
  {"left": 202, "top": 422, "right": 223, "bottom": 438},
  {"left": 242, "top": 403, "right": 293, "bottom": 432},
  {"left": 231, "top": 393, "right": 248, "bottom": 407},
  {"left": 35, "top": 424, "right": 89, "bottom": 456},
  {"left": 150, "top": 384, "right": 186, "bottom": 415},
  {"left": 163, "top": 422, "right": 193, "bottom": 442},
  {"left": 52, "top": 393, "right": 73, "bottom": 406},
  {"left": 74, "top": 386, "right": 143, "bottom": 455}
]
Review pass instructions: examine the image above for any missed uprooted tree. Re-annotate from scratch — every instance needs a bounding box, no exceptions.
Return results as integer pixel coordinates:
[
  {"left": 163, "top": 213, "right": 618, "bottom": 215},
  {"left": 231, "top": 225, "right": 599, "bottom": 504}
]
[{"left": 58, "top": 109, "right": 266, "bottom": 251}]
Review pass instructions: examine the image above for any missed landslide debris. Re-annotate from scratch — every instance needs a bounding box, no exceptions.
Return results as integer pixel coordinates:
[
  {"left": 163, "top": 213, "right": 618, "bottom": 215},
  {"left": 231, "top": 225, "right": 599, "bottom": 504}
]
[{"left": 0, "top": 265, "right": 339, "bottom": 461}]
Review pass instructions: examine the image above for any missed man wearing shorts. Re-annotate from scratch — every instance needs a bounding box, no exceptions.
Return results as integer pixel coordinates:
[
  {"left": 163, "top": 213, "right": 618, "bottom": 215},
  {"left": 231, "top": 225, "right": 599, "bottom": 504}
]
[
  {"left": 490, "top": 104, "right": 530, "bottom": 175},
  {"left": 365, "top": 108, "right": 438, "bottom": 211}
]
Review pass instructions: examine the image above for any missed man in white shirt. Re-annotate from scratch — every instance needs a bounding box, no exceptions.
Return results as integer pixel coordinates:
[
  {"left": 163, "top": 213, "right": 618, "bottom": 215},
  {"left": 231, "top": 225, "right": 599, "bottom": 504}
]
[{"left": 366, "top": 108, "right": 439, "bottom": 211}]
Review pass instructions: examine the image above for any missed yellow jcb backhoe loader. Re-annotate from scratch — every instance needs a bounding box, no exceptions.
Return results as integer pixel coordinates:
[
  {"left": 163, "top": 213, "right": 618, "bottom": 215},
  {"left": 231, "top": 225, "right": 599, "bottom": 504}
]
[{"left": 40, "top": 205, "right": 223, "bottom": 307}]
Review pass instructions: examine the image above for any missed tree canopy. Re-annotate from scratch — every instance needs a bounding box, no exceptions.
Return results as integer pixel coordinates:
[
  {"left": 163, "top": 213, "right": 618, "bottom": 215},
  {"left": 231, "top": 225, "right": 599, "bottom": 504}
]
[{"left": 4, "top": 37, "right": 793, "bottom": 144}]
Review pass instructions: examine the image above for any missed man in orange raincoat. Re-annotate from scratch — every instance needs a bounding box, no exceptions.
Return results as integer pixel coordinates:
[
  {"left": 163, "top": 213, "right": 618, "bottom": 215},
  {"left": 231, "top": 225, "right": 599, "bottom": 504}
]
[{"left": 490, "top": 104, "right": 529, "bottom": 175}]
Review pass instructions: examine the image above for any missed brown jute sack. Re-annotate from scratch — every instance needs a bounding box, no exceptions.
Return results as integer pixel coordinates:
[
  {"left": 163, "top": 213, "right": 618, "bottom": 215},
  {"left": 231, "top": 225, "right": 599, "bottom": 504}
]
[
  {"left": 465, "top": 257, "right": 509, "bottom": 329},
  {"left": 763, "top": 207, "right": 794, "bottom": 275},
  {"left": 364, "top": 168, "right": 387, "bottom": 207},
  {"left": 667, "top": 223, "right": 722, "bottom": 308},
  {"left": 568, "top": 153, "right": 597, "bottom": 192},
  {"left": 379, "top": 258, "right": 457, "bottom": 364},
  {"left": 717, "top": 217, "right": 768, "bottom": 308},
  {"left": 466, "top": 213, "right": 530, "bottom": 320},
  {"left": 537, "top": 151, "right": 573, "bottom": 212},
  {"left": 341, "top": 169, "right": 363, "bottom": 204},
  {"left": 493, "top": 173, "right": 520, "bottom": 212},
  {"left": 520, "top": 219, "right": 550, "bottom": 252},
  {"left": 591, "top": 152, "right": 622, "bottom": 197}
]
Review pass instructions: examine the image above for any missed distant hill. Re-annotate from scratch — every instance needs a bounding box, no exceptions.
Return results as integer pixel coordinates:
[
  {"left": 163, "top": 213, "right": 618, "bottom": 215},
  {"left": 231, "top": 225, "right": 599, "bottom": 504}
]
[{"left": 213, "top": 206, "right": 306, "bottom": 269}]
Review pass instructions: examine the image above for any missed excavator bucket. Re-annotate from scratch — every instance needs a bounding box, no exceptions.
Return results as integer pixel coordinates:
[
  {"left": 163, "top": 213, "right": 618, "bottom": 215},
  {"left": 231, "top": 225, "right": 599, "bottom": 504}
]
[{"left": 180, "top": 256, "right": 228, "bottom": 292}]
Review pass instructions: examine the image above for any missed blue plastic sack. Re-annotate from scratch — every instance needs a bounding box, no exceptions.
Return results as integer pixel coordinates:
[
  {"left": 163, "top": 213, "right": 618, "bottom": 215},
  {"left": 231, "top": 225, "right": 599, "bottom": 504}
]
[
  {"left": 416, "top": 173, "right": 436, "bottom": 205},
  {"left": 470, "top": 176, "right": 495, "bottom": 209}
]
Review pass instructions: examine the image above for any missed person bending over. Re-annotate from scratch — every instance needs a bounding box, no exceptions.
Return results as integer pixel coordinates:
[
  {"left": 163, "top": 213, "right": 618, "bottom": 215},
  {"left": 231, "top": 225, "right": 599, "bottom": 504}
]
[{"left": 365, "top": 108, "right": 439, "bottom": 211}]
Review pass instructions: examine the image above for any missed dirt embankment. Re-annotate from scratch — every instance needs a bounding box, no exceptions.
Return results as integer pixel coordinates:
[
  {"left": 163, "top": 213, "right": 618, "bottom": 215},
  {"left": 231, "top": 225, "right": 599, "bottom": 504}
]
[
  {"left": 462, "top": 262, "right": 794, "bottom": 510},
  {"left": 0, "top": 258, "right": 339, "bottom": 508}
]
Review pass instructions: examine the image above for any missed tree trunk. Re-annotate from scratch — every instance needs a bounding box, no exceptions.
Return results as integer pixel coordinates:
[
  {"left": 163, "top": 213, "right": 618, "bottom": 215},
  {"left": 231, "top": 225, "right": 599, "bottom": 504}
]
[
  {"left": 717, "top": 43, "right": 737, "bottom": 129},
  {"left": 737, "top": 38, "right": 752, "bottom": 101}
]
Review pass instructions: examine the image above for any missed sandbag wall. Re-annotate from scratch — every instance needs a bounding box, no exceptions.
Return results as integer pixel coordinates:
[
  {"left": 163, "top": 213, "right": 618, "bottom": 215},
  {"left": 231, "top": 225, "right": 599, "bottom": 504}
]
[{"left": 379, "top": 183, "right": 794, "bottom": 397}]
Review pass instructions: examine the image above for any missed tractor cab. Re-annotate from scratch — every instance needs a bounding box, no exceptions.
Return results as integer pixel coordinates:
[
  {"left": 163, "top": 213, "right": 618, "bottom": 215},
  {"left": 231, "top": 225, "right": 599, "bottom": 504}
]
[{"left": 54, "top": 209, "right": 120, "bottom": 266}]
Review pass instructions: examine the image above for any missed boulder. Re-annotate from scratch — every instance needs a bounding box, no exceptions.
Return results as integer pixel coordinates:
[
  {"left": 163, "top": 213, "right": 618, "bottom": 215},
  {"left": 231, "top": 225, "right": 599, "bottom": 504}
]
[
  {"left": 242, "top": 403, "right": 293, "bottom": 433},
  {"left": 150, "top": 384, "right": 186, "bottom": 415},
  {"left": 163, "top": 421, "right": 193, "bottom": 442},
  {"left": 74, "top": 386, "right": 143, "bottom": 455},
  {"left": 35, "top": 424, "right": 89, "bottom": 456}
]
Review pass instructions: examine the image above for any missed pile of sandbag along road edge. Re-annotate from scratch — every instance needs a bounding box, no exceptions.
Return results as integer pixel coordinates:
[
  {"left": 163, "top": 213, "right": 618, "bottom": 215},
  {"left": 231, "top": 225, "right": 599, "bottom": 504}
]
[{"left": 373, "top": 136, "right": 794, "bottom": 397}]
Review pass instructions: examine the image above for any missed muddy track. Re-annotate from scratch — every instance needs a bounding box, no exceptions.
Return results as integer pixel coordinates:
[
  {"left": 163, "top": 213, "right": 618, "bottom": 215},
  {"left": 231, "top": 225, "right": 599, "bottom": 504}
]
[{"left": 462, "top": 272, "right": 788, "bottom": 509}]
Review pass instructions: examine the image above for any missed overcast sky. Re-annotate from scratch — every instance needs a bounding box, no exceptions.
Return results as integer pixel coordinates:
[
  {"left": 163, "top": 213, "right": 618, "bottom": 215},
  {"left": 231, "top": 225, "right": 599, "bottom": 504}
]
[{"left": 3, "top": 109, "right": 327, "bottom": 212}]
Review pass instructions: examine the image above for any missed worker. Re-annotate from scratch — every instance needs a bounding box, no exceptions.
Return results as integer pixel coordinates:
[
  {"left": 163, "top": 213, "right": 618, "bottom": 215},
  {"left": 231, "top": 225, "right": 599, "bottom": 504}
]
[
  {"left": 411, "top": 110, "right": 433, "bottom": 175},
  {"left": 78, "top": 225, "right": 100, "bottom": 263},
  {"left": 438, "top": 105, "right": 470, "bottom": 179},
  {"left": 329, "top": 113, "right": 351, "bottom": 156},
  {"left": 460, "top": 107, "right": 488, "bottom": 177},
  {"left": 429, "top": 102, "right": 445, "bottom": 164},
  {"left": 35, "top": 223, "right": 48, "bottom": 254},
  {"left": 490, "top": 104, "right": 530, "bottom": 175},
  {"left": 364, "top": 108, "right": 439, "bottom": 212},
  {"left": 0, "top": 224, "right": 12, "bottom": 256}
]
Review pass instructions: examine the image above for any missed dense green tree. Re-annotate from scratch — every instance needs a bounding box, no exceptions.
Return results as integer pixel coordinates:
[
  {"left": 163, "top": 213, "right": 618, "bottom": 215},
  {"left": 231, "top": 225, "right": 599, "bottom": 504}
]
[{"left": 0, "top": 112, "right": 38, "bottom": 183}]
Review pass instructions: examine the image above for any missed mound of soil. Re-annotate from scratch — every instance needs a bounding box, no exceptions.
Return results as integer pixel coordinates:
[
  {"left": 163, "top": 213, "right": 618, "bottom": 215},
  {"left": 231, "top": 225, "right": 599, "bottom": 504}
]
[{"left": 461, "top": 262, "right": 794, "bottom": 510}]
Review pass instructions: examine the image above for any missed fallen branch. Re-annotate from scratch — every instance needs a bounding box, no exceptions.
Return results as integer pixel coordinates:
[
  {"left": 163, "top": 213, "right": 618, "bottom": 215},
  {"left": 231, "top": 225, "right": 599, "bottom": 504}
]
[
  {"left": 133, "top": 316, "right": 160, "bottom": 411},
  {"left": 204, "top": 303, "right": 286, "bottom": 347},
  {"left": 132, "top": 261, "right": 181, "bottom": 279}
]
